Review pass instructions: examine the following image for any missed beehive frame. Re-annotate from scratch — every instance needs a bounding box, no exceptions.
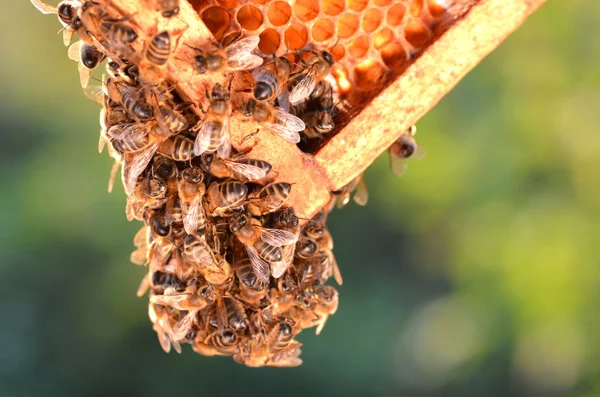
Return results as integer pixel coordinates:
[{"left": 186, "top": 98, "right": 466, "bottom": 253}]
[{"left": 98, "top": 0, "right": 545, "bottom": 219}]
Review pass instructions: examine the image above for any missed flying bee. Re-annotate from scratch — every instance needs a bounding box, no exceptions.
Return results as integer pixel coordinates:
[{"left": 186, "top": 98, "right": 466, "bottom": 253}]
[
  {"left": 177, "top": 167, "right": 207, "bottom": 235},
  {"left": 194, "top": 83, "right": 232, "bottom": 159},
  {"left": 67, "top": 40, "right": 105, "bottom": 88},
  {"left": 205, "top": 181, "right": 248, "bottom": 217},
  {"left": 235, "top": 256, "right": 268, "bottom": 305},
  {"left": 189, "top": 35, "right": 263, "bottom": 75},
  {"left": 388, "top": 125, "right": 424, "bottom": 176},
  {"left": 154, "top": 0, "right": 180, "bottom": 17},
  {"left": 252, "top": 56, "right": 292, "bottom": 102},
  {"left": 30, "top": 0, "right": 81, "bottom": 46},
  {"left": 331, "top": 172, "right": 369, "bottom": 209},
  {"left": 244, "top": 100, "right": 304, "bottom": 144},
  {"left": 288, "top": 50, "right": 335, "bottom": 105},
  {"left": 201, "top": 154, "right": 272, "bottom": 183},
  {"left": 247, "top": 182, "right": 292, "bottom": 216},
  {"left": 157, "top": 135, "right": 194, "bottom": 161},
  {"left": 229, "top": 213, "right": 298, "bottom": 283},
  {"left": 104, "top": 77, "right": 153, "bottom": 120}
]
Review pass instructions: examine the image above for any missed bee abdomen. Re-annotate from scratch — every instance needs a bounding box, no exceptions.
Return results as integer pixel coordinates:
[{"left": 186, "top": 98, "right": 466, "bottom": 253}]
[
  {"left": 221, "top": 181, "right": 248, "bottom": 206},
  {"left": 254, "top": 240, "right": 282, "bottom": 262},
  {"left": 146, "top": 31, "right": 171, "bottom": 66},
  {"left": 171, "top": 136, "right": 194, "bottom": 161}
]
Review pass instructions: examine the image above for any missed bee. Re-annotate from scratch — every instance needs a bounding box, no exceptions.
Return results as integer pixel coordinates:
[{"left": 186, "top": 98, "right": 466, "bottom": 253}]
[
  {"left": 307, "top": 285, "right": 339, "bottom": 335},
  {"left": 302, "top": 110, "right": 335, "bottom": 140},
  {"left": 201, "top": 154, "right": 272, "bottom": 183},
  {"left": 235, "top": 321, "right": 301, "bottom": 367},
  {"left": 194, "top": 83, "right": 232, "bottom": 159},
  {"left": 252, "top": 56, "right": 292, "bottom": 102},
  {"left": 177, "top": 167, "right": 207, "bottom": 235},
  {"left": 99, "top": 99, "right": 129, "bottom": 154},
  {"left": 126, "top": 174, "right": 167, "bottom": 221},
  {"left": 229, "top": 213, "right": 298, "bottom": 282},
  {"left": 104, "top": 78, "right": 153, "bottom": 120},
  {"left": 223, "top": 297, "right": 249, "bottom": 331},
  {"left": 331, "top": 173, "right": 369, "bottom": 209},
  {"left": 182, "top": 234, "right": 231, "bottom": 284},
  {"left": 150, "top": 292, "right": 209, "bottom": 311},
  {"left": 157, "top": 105, "right": 189, "bottom": 136},
  {"left": 121, "top": 143, "right": 160, "bottom": 195},
  {"left": 154, "top": 0, "right": 180, "bottom": 18},
  {"left": 30, "top": 0, "right": 81, "bottom": 46},
  {"left": 67, "top": 40, "right": 105, "bottom": 88},
  {"left": 388, "top": 125, "right": 424, "bottom": 176},
  {"left": 247, "top": 182, "right": 292, "bottom": 216},
  {"left": 140, "top": 31, "right": 175, "bottom": 86},
  {"left": 205, "top": 181, "right": 248, "bottom": 216},
  {"left": 236, "top": 256, "right": 268, "bottom": 305},
  {"left": 157, "top": 135, "right": 194, "bottom": 161},
  {"left": 108, "top": 121, "right": 156, "bottom": 153},
  {"left": 203, "top": 330, "right": 238, "bottom": 355},
  {"left": 149, "top": 303, "right": 180, "bottom": 353},
  {"left": 244, "top": 100, "right": 304, "bottom": 144},
  {"left": 288, "top": 50, "right": 335, "bottom": 105},
  {"left": 190, "top": 36, "right": 263, "bottom": 75}
]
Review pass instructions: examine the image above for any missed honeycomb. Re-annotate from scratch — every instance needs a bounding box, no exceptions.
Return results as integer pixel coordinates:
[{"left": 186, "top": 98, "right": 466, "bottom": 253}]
[{"left": 189, "top": 0, "right": 452, "bottom": 91}]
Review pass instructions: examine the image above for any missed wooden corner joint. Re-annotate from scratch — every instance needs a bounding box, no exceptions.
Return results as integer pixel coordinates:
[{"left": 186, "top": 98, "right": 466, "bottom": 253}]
[{"left": 106, "top": 0, "right": 546, "bottom": 219}]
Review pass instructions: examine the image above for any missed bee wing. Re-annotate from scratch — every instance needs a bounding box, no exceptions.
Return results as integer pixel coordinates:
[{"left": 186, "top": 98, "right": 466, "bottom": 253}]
[
  {"left": 107, "top": 158, "right": 121, "bottom": 193},
  {"left": 274, "top": 107, "right": 306, "bottom": 131},
  {"left": 150, "top": 294, "right": 189, "bottom": 311},
  {"left": 133, "top": 226, "right": 148, "bottom": 248},
  {"left": 223, "top": 159, "right": 267, "bottom": 181},
  {"left": 30, "top": 0, "right": 56, "bottom": 14},
  {"left": 182, "top": 197, "right": 201, "bottom": 235},
  {"left": 83, "top": 85, "right": 104, "bottom": 104},
  {"left": 67, "top": 41, "right": 81, "bottom": 61},
  {"left": 276, "top": 91, "right": 291, "bottom": 113},
  {"left": 136, "top": 274, "right": 150, "bottom": 297},
  {"left": 251, "top": 65, "right": 271, "bottom": 81},
  {"left": 153, "top": 323, "right": 172, "bottom": 353},
  {"left": 193, "top": 120, "right": 214, "bottom": 156},
  {"left": 335, "top": 191, "right": 351, "bottom": 209},
  {"left": 352, "top": 177, "right": 369, "bottom": 206},
  {"left": 78, "top": 61, "right": 91, "bottom": 88},
  {"left": 289, "top": 68, "right": 317, "bottom": 105},
  {"left": 225, "top": 36, "right": 260, "bottom": 58},
  {"left": 260, "top": 228, "right": 299, "bottom": 247},
  {"left": 264, "top": 123, "right": 301, "bottom": 144},
  {"left": 330, "top": 253, "right": 343, "bottom": 286},
  {"left": 246, "top": 246, "right": 270, "bottom": 283},
  {"left": 122, "top": 143, "right": 158, "bottom": 195},
  {"left": 172, "top": 309, "right": 199, "bottom": 341},
  {"left": 413, "top": 144, "right": 426, "bottom": 160},
  {"left": 389, "top": 155, "right": 408, "bottom": 177},
  {"left": 217, "top": 118, "right": 231, "bottom": 159},
  {"left": 130, "top": 247, "right": 148, "bottom": 266},
  {"left": 228, "top": 53, "right": 264, "bottom": 71}
]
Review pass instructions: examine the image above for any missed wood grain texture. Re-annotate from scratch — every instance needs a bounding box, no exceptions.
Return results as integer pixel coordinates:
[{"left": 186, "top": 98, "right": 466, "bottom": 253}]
[{"left": 104, "top": 0, "right": 546, "bottom": 219}]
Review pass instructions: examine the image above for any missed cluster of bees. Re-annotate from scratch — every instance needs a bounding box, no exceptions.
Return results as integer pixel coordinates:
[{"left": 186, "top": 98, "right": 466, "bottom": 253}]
[{"left": 31, "top": 0, "right": 423, "bottom": 367}]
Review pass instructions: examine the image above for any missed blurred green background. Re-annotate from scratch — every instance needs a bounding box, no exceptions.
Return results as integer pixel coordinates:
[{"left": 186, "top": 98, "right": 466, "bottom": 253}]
[{"left": 2, "top": 1, "right": 599, "bottom": 396}]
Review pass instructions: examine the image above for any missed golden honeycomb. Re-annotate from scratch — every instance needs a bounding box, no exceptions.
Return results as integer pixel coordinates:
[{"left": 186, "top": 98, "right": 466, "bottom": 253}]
[{"left": 189, "top": 0, "right": 451, "bottom": 91}]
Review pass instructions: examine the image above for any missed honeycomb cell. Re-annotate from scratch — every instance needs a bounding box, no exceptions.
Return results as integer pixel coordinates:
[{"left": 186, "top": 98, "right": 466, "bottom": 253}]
[
  {"left": 322, "top": 0, "right": 345, "bottom": 16},
  {"left": 427, "top": 0, "right": 448, "bottom": 18},
  {"left": 348, "top": 35, "right": 369, "bottom": 58},
  {"left": 259, "top": 28, "right": 280, "bottom": 54},
  {"left": 373, "top": 27, "right": 394, "bottom": 49},
  {"left": 293, "top": 0, "right": 320, "bottom": 22},
  {"left": 331, "top": 43, "right": 345, "bottom": 61},
  {"left": 237, "top": 4, "right": 264, "bottom": 31},
  {"left": 312, "top": 18, "right": 335, "bottom": 42},
  {"left": 362, "top": 8, "right": 383, "bottom": 33},
  {"left": 252, "top": 0, "right": 270, "bottom": 4},
  {"left": 410, "top": 0, "right": 425, "bottom": 17},
  {"left": 216, "top": 0, "right": 239, "bottom": 8},
  {"left": 373, "top": 0, "right": 391, "bottom": 6},
  {"left": 353, "top": 59, "right": 385, "bottom": 90},
  {"left": 337, "top": 13, "right": 359, "bottom": 38},
  {"left": 333, "top": 65, "right": 352, "bottom": 93},
  {"left": 387, "top": 3, "right": 406, "bottom": 26},
  {"left": 284, "top": 23, "right": 309, "bottom": 50},
  {"left": 201, "top": 7, "right": 230, "bottom": 40},
  {"left": 267, "top": 1, "right": 292, "bottom": 26},
  {"left": 381, "top": 41, "right": 406, "bottom": 69},
  {"left": 348, "top": 0, "right": 369, "bottom": 12},
  {"left": 404, "top": 18, "right": 431, "bottom": 47}
]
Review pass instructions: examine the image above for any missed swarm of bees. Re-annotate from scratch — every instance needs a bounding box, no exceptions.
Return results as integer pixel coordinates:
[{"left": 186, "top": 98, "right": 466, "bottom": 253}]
[{"left": 31, "top": 0, "right": 423, "bottom": 367}]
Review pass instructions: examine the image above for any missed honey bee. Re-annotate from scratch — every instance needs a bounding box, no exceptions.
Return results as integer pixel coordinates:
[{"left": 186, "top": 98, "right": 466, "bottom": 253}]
[
  {"left": 157, "top": 135, "right": 194, "bottom": 161},
  {"left": 190, "top": 36, "right": 263, "bottom": 75},
  {"left": 247, "top": 182, "right": 292, "bottom": 217},
  {"left": 67, "top": 40, "right": 105, "bottom": 88},
  {"left": 126, "top": 174, "right": 167, "bottom": 221},
  {"left": 205, "top": 181, "right": 248, "bottom": 216},
  {"left": 104, "top": 78, "right": 153, "bottom": 120},
  {"left": 177, "top": 167, "right": 206, "bottom": 235},
  {"left": 235, "top": 321, "right": 301, "bottom": 367},
  {"left": 201, "top": 154, "right": 271, "bottom": 183},
  {"left": 203, "top": 330, "right": 238, "bottom": 355},
  {"left": 223, "top": 297, "right": 249, "bottom": 331},
  {"left": 229, "top": 213, "right": 298, "bottom": 282},
  {"left": 308, "top": 285, "right": 339, "bottom": 335},
  {"left": 30, "top": 0, "right": 81, "bottom": 46},
  {"left": 151, "top": 270, "right": 186, "bottom": 293},
  {"left": 388, "top": 125, "right": 424, "bottom": 176},
  {"left": 236, "top": 256, "right": 268, "bottom": 305},
  {"left": 108, "top": 121, "right": 156, "bottom": 153},
  {"left": 331, "top": 173, "right": 369, "bottom": 209},
  {"left": 193, "top": 83, "right": 232, "bottom": 159},
  {"left": 150, "top": 292, "right": 209, "bottom": 311},
  {"left": 149, "top": 303, "right": 180, "bottom": 353},
  {"left": 154, "top": 0, "right": 180, "bottom": 18},
  {"left": 140, "top": 31, "right": 174, "bottom": 86},
  {"left": 182, "top": 234, "right": 231, "bottom": 284},
  {"left": 252, "top": 56, "right": 292, "bottom": 102},
  {"left": 121, "top": 143, "right": 160, "bottom": 195},
  {"left": 244, "top": 100, "right": 304, "bottom": 144},
  {"left": 288, "top": 50, "right": 335, "bottom": 105},
  {"left": 157, "top": 105, "right": 189, "bottom": 136}
]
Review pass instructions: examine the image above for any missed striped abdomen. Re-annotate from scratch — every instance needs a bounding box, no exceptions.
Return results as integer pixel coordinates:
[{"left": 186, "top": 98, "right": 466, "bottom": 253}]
[{"left": 145, "top": 31, "right": 170, "bottom": 66}]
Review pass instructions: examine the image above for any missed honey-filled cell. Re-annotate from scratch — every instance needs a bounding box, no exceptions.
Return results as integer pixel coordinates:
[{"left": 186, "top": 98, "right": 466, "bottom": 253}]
[
  {"left": 404, "top": 18, "right": 431, "bottom": 48},
  {"left": 373, "top": 28, "right": 394, "bottom": 50},
  {"left": 293, "top": 0, "right": 320, "bottom": 22},
  {"left": 348, "top": 0, "right": 369, "bottom": 12},
  {"left": 259, "top": 28, "right": 281, "bottom": 54},
  {"left": 347, "top": 35, "right": 370, "bottom": 58},
  {"left": 267, "top": 1, "right": 292, "bottom": 26},
  {"left": 237, "top": 4, "right": 264, "bottom": 30},
  {"left": 312, "top": 18, "right": 335, "bottom": 42},
  {"left": 387, "top": 3, "right": 406, "bottom": 26},
  {"left": 216, "top": 0, "right": 240, "bottom": 8},
  {"left": 337, "top": 13, "right": 359, "bottom": 38},
  {"left": 322, "top": 0, "right": 345, "bottom": 16},
  {"left": 362, "top": 8, "right": 383, "bottom": 33},
  {"left": 284, "top": 23, "right": 309, "bottom": 49},
  {"left": 201, "top": 7, "right": 231, "bottom": 40},
  {"left": 353, "top": 59, "right": 386, "bottom": 90}
]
